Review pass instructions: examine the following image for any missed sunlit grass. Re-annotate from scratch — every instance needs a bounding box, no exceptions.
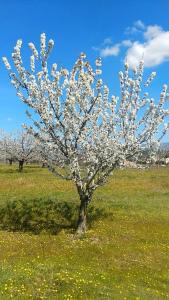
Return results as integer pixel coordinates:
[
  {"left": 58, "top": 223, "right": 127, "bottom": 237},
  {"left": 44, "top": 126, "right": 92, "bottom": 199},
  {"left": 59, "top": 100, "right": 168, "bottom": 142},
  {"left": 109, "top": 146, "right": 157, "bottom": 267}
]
[{"left": 0, "top": 164, "right": 169, "bottom": 299}]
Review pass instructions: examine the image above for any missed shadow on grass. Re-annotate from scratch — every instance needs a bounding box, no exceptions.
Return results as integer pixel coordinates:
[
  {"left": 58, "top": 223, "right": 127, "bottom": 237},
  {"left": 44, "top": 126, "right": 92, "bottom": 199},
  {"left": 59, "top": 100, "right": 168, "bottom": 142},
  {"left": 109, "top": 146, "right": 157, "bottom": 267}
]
[
  {"left": 0, "top": 168, "right": 19, "bottom": 174},
  {"left": 0, "top": 197, "right": 108, "bottom": 234},
  {"left": 0, "top": 164, "right": 43, "bottom": 174}
]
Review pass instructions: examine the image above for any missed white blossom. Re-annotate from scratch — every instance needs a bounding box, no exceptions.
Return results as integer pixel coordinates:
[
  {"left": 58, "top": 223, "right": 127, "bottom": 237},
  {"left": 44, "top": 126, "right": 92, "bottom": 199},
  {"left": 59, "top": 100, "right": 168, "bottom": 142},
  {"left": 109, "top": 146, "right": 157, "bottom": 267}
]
[{"left": 2, "top": 57, "right": 11, "bottom": 70}]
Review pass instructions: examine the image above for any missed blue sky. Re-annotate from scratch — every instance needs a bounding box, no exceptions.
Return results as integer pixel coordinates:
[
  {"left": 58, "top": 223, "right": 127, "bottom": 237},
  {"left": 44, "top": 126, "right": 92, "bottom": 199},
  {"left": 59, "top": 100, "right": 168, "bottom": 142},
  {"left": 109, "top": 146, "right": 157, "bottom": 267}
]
[{"left": 0, "top": 0, "right": 169, "bottom": 140}]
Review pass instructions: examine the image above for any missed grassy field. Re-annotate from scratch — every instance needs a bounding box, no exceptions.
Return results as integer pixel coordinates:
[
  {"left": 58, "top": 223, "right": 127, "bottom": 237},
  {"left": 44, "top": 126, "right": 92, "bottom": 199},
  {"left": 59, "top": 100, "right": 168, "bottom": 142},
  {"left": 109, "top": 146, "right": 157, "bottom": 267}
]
[{"left": 0, "top": 164, "right": 169, "bottom": 299}]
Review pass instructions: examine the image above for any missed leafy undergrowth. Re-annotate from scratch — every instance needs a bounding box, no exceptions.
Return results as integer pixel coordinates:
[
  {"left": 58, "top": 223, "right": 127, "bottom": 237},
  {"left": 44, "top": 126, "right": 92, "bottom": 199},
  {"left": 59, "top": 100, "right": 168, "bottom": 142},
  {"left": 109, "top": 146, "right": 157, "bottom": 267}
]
[{"left": 0, "top": 164, "right": 169, "bottom": 299}]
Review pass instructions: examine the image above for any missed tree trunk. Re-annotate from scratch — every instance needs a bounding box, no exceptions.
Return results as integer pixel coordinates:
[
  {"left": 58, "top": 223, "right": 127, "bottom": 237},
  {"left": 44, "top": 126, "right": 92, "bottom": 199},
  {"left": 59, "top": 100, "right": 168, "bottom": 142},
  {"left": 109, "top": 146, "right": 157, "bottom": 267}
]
[
  {"left": 76, "top": 195, "right": 90, "bottom": 235},
  {"left": 9, "top": 159, "right": 13, "bottom": 165},
  {"left": 18, "top": 160, "right": 24, "bottom": 172}
]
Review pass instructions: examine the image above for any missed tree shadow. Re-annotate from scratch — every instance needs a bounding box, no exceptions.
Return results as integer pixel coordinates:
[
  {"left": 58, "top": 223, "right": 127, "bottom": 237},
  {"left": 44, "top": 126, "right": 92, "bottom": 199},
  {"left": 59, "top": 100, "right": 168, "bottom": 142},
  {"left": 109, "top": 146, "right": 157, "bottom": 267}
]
[
  {"left": 0, "top": 168, "right": 18, "bottom": 174},
  {"left": 0, "top": 197, "right": 108, "bottom": 234},
  {"left": 0, "top": 164, "right": 42, "bottom": 174}
]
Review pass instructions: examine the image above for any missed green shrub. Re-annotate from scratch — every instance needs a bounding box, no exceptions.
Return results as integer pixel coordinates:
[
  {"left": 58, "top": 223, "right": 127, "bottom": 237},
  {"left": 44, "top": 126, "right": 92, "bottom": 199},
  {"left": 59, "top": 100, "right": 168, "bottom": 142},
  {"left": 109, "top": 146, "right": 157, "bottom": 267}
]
[{"left": 0, "top": 198, "right": 107, "bottom": 234}]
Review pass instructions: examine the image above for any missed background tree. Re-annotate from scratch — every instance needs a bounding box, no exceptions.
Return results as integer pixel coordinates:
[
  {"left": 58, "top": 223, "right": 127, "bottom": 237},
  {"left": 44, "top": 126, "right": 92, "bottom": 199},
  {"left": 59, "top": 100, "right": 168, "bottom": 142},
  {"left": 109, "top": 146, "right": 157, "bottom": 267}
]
[
  {"left": 3, "top": 33, "right": 169, "bottom": 233},
  {"left": 35, "top": 140, "right": 50, "bottom": 167},
  {"left": 0, "top": 130, "right": 37, "bottom": 172},
  {"left": 156, "top": 144, "right": 169, "bottom": 165},
  {"left": 0, "top": 130, "right": 16, "bottom": 165},
  {"left": 15, "top": 131, "right": 37, "bottom": 172}
]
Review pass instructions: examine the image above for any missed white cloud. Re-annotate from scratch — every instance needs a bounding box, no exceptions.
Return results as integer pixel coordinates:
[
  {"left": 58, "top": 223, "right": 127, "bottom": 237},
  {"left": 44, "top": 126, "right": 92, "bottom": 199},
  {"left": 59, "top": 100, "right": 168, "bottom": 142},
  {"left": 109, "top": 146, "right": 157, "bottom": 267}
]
[
  {"left": 144, "top": 25, "right": 162, "bottom": 40},
  {"left": 93, "top": 21, "right": 169, "bottom": 68},
  {"left": 100, "top": 44, "right": 120, "bottom": 57},
  {"left": 92, "top": 37, "right": 117, "bottom": 57},
  {"left": 121, "top": 39, "right": 132, "bottom": 47},
  {"left": 126, "top": 25, "right": 169, "bottom": 68},
  {"left": 95, "top": 39, "right": 132, "bottom": 58},
  {"left": 126, "top": 42, "right": 144, "bottom": 67},
  {"left": 92, "top": 37, "right": 113, "bottom": 55}
]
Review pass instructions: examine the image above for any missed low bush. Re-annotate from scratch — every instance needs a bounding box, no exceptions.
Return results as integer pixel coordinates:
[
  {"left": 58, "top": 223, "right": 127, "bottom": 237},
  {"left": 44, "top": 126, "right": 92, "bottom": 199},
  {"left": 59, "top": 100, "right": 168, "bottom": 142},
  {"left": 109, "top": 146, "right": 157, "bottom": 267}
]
[{"left": 0, "top": 197, "right": 107, "bottom": 234}]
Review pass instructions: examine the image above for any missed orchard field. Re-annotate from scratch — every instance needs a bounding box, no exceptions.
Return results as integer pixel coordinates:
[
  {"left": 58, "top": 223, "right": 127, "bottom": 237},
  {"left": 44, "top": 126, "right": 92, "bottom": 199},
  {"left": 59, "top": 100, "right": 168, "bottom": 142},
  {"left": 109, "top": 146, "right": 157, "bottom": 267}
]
[{"left": 0, "top": 164, "right": 169, "bottom": 299}]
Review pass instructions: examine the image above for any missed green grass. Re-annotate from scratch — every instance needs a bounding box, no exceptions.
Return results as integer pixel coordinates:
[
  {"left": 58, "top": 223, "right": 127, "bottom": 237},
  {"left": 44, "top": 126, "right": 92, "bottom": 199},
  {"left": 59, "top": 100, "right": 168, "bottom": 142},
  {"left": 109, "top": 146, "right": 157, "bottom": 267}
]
[{"left": 0, "top": 164, "right": 169, "bottom": 299}]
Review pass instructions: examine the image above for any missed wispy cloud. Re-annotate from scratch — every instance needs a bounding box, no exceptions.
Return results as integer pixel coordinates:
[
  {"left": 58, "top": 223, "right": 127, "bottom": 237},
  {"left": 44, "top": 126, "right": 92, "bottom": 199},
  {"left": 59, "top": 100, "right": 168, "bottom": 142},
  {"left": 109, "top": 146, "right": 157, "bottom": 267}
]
[
  {"left": 92, "top": 38, "right": 132, "bottom": 58},
  {"left": 121, "top": 40, "right": 132, "bottom": 47},
  {"left": 125, "top": 20, "right": 145, "bottom": 35},
  {"left": 102, "top": 37, "right": 112, "bottom": 45},
  {"left": 100, "top": 44, "right": 120, "bottom": 57},
  {"left": 134, "top": 20, "right": 145, "bottom": 30},
  {"left": 93, "top": 20, "right": 169, "bottom": 68}
]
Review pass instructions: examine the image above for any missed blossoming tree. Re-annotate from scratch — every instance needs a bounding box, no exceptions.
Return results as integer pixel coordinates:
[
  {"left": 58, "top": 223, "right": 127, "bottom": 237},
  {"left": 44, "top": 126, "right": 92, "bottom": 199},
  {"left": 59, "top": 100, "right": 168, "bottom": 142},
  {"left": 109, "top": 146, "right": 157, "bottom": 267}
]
[
  {"left": 0, "top": 131, "right": 37, "bottom": 172},
  {"left": 0, "top": 130, "right": 15, "bottom": 164},
  {"left": 3, "top": 33, "right": 169, "bottom": 233}
]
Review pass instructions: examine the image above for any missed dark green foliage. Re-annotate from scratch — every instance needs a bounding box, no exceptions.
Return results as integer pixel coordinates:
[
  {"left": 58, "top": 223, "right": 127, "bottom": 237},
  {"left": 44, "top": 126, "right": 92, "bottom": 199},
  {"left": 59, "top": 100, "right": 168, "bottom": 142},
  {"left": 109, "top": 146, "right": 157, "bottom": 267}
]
[{"left": 0, "top": 197, "right": 107, "bottom": 234}]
